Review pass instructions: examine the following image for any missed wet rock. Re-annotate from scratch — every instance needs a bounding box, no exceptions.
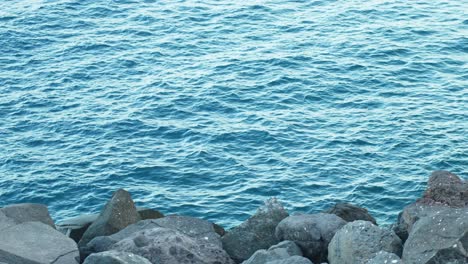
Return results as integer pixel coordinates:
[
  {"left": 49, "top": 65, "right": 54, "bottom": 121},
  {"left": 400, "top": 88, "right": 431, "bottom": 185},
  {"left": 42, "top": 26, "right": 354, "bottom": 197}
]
[
  {"left": 222, "top": 198, "right": 289, "bottom": 263},
  {"left": 213, "top": 222, "right": 226, "bottom": 236},
  {"left": 366, "top": 251, "right": 402, "bottom": 264},
  {"left": 83, "top": 250, "right": 152, "bottom": 264},
  {"left": 0, "top": 203, "right": 55, "bottom": 228},
  {"left": 242, "top": 241, "right": 302, "bottom": 264},
  {"left": 323, "top": 203, "right": 377, "bottom": 225},
  {"left": 402, "top": 208, "right": 467, "bottom": 264},
  {"left": 0, "top": 221, "right": 79, "bottom": 264},
  {"left": 328, "top": 220, "right": 402, "bottom": 264},
  {"left": 275, "top": 213, "right": 346, "bottom": 263},
  {"left": 137, "top": 208, "right": 164, "bottom": 220},
  {"left": 109, "top": 227, "right": 234, "bottom": 264},
  {"left": 78, "top": 189, "right": 141, "bottom": 250},
  {"left": 267, "top": 256, "right": 313, "bottom": 264},
  {"left": 83, "top": 215, "right": 223, "bottom": 257}
]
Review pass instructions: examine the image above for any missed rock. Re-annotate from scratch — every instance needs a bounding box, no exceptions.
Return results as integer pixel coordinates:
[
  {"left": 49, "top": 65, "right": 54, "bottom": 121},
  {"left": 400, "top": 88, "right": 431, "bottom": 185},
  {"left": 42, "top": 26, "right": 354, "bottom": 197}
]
[
  {"left": 0, "top": 221, "right": 79, "bottom": 264},
  {"left": 267, "top": 256, "right": 313, "bottom": 264},
  {"left": 213, "top": 222, "right": 226, "bottom": 236},
  {"left": 402, "top": 207, "right": 467, "bottom": 264},
  {"left": 275, "top": 213, "right": 346, "bottom": 263},
  {"left": 83, "top": 250, "right": 152, "bottom": 264},
  {"left": 83, "top": 215, "right": 223, "bottom": 257},
  {"left": 419, "top": 171, "right": 467, "bottom": 207},
  {"left": 366, "top": 251, "right": 402, "bottom": 264},
  {"left": 393, "top": 203, "right": 448, "bottom": 242},
  {"left": 222, "top": 198, "right": 289, "bottom": 263},
  {"left": 328, "top": 220, "right": 402, "bottom": 264},
  {"left": 78, "top": 189, "right": 141, "bottom": 250},
  {"left": 0, "top": 203, "right": 55, "bottom": 228},
  {"left": 109, "top": 227, "right": 235, "bottom": 264},
  {"left": 57, "top": 207, "right": 163, "bottom": 243},
  {"left": 323, "top": 203, "right": 377, "bottom": 225},
  {"left": 242, "top": 241, "right": 302, "bottom": 264}
]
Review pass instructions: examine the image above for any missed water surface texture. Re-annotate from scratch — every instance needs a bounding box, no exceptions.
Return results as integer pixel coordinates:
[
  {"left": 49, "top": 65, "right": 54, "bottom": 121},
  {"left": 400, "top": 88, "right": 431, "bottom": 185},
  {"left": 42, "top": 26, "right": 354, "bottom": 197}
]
[{"left": 1, "top": 0, "right": 467, "bottom": 227}]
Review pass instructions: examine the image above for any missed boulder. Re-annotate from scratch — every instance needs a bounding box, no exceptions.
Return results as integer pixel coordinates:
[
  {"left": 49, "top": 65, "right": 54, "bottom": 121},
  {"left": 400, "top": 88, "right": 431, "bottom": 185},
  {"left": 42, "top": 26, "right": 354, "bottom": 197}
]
[
  {"left": 366, "top": 251, "right": 402, "bottom": 264},
  {"left": 0, "top": 203, "right": 55, "bottom": 228},
  {"left": 393, "top": 171, "right": 467, "bottom": 242},
  {"left": 267, "top": 256, "right": 313, "bottom": 264},
  {"left": 402, "top": 208, "right": 467, "bottom": 264},
  {"left": 78, "top": 189, "right": 141, "bottom": 250},
  {"left": 83, "top": 215, "right": 223, "bottom": 257},
  {"left": 83, "top": 250, "right": 152, "bottom": 264},
  {"left": 275, "top": 213, "right": 346, "bottom": 263},
  {"left": 419, "top": 171, "right": 467, "bottom": 207},
  {"left": 109, "top": 227, "right": 234, "bottom": 264},
  {"left": 328, "top": 220, "right": 402, "bottom": 264},
  {"left": 323, "top": 203, "right": 377, "bottom": 225},
  {"left": 222, "top": 198, "right": 289, "bottom": 263},
  {"left": 242, "top": 241, "right": 302, "bottom": 264},
  {"left": 0, "top": 221, "right": 79, "bottom": 264},
  {"left": 57, "top": 207, "right": 163, "bottom": 243}
]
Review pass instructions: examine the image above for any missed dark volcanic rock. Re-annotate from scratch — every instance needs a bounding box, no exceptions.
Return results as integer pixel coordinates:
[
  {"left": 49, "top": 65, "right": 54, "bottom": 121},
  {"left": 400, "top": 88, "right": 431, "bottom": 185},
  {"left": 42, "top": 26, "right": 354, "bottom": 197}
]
[
  {"left": 402, "top": 208, "right": 467, "bottom": 264},
  {"left": 0, "top": 203, "right": 55, "bottom": 228},
  {"left": 137, "top": 208, "right": 164, "bottom": 220},
  {"left": 328, "top": 220, "right": 402, "bottom": 264},
  {"left": 0, "top": 221, "right": 79, "bottom": 264},
  {"left": 275, "top": 213, "right": 346, "bottom": 263},
  {"left": 323, "top": 203, "right": 377, "bottom": 225},
  {"left": 222, "top": 198, "right": 289, "bottom": 263},
  {"left": 109, "top": 227, "right": 234, "bottom": 264},
  {"left": 419, "top": 170, "right": 467, "bottom": 207},
  {"left": 78, "top": 189, "right": 141, "bottom": 254},
  {"left": 366, "top": 251, "right": 402, "bottom": 264},
  {"left": 83, "top": 250, "right": 152, "bottom": 264},
  {"left": 266, "top": 256, "right": 313, "bottom": 264}
]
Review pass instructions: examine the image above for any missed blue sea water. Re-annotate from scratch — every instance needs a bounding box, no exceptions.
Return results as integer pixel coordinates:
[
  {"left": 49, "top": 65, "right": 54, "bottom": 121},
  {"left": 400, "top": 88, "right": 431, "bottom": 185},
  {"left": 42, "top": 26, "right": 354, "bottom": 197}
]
[{"left": 0, "top": 0, "right": 467, "bottom": 228}]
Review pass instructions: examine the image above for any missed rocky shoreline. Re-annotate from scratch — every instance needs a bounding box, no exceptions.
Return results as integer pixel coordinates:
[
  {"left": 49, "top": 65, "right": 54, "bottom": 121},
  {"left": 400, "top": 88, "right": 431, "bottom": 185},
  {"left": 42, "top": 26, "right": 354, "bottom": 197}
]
[{"left": 0, "top": 170, "right": 466, "bottom": 264}]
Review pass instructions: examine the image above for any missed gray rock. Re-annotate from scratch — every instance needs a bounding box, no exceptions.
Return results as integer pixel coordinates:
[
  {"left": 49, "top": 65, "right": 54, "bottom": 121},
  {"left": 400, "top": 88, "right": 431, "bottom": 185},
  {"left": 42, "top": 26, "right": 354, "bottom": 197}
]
[
  {"left": 393, "top": 203, "right": 449, "bottom": 242},
  {"left": 84, "top": 215, "right": 223, "bottom": 257},
  {"left": 275, "top": 213, "right": 346, "bottom": 263},
  {"left": 366, "top": 251, "right": 402, "bottom": 264},
  {"left": 222, "top": 198, "right": 289, "bottom": 263},
  {"left": 0, "top": 203, "right": 55, "bottom": 228},
  {"left": 0, "top": 221, "right": 79, "bottom": 264},
  {"left": 78, "top": 189, "right": 141, "bottom": 250},
  {"left": 328, "top": 220, "right": 402, "bottom": 264},
  {"left": 83, "top": 250, "right": 152, "bottom": 264},
  {"left": 323, "top": 203, "right": 377, "bottom": 225},
  {"left": 57, "top": 207, "right": 163, "bottom": 243},
  {"left": 242, "top": 241, "right": 302, "bottom": 264},
  {"left": 267, "top": 256, "right": 313, "bottom": 264},
  {"left": 419, "top": 171, "right": 467, "bottom": 207},
  {"left": 109, "top": 227, "right": 235, "bottom": 264},
  {"left": 402, "top": 208, "right": 467, "bottom": 264}
]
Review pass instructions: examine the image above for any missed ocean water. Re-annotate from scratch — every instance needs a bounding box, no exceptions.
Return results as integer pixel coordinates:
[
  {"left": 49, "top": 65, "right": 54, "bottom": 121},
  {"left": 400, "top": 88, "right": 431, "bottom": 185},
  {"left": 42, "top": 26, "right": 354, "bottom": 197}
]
[{"left": 0, "top": 0, "right": 466, "bottom": 228}]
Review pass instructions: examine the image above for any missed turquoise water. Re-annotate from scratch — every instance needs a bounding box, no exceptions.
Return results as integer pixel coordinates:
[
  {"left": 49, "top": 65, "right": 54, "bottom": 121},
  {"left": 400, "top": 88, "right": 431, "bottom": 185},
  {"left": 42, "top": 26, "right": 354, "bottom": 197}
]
[{"left": 0, "top": 0, "right": 466, "bottom": 228}]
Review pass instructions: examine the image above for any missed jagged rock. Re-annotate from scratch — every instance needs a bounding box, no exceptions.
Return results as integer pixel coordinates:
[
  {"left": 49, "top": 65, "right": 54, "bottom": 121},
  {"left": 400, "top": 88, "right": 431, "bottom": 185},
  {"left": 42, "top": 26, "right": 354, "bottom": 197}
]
[
  {"left": 0, "top": 221, "right": 79, "bottom": 264},
  {"left": 242, "top": 241, "right": 302, "bottom": 264},
  {"left": 328, "top": 220, "right": 402, "bottom": 264},
  {"left": 83, "top": 215, "right": 223, "bottom": 257},
  {"left": 222, "top": 198, "right": 289, "bottom": 263},
  {"left": 419, "top": 171, "right": 467, "bottom": 207},
  {"left": 109, "top": 227, "right": 234, "bottom": 264},
  {"left": 78, "top": 189, "right": 141, "bottom": 251},
  {"left": 0, "top": 203, "right": 55, "bottom": 228},
  {"left": 213, "top": 222, "right": 226, "bottom": 236},
  {"left": 83, "top": 250, "right": 152, "bottom": 264},
  {"left": 366, "top": 251, "right": 402, "bottom": 264},
  {"left": 275, "top": 213, "right": 346, "bottom": 263},
  {"left": 402, "top": 208, "right": 467, "bottom": 264},
  {"left": 323, "top": 203, "right": 377, "bottom": 225},
  {"left": 57, "top": 207, "right": 163, "bottom": 243},
  {"left": 267, "top": 256, "right": 313, "bottom": 264}
]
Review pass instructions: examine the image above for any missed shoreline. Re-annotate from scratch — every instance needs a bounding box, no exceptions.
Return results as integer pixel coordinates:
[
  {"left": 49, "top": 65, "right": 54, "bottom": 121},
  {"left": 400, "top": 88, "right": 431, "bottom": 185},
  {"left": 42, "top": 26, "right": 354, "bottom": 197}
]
[{"left": 0, "top": 170, "right": 466, "bottom": 264}]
